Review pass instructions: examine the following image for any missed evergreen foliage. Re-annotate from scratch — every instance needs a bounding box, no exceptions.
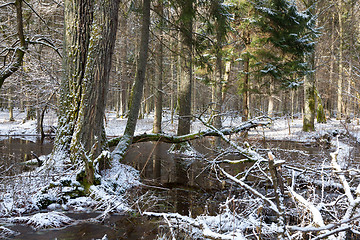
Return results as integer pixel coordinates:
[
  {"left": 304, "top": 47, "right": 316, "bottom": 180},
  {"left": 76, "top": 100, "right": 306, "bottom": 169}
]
[{"left": 251, "top": 0, "right": 318, "bottom": 89}]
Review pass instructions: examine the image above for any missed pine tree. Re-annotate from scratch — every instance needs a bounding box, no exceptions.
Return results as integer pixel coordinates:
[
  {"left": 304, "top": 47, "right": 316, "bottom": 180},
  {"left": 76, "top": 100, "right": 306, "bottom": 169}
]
[{"left": 251, "top": 0, "right": 317, "bottom": 113}]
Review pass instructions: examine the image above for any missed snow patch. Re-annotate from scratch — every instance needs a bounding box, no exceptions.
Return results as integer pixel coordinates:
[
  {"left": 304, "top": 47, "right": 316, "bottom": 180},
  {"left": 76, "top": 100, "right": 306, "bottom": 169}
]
[{"left": 12, "top": 211, "right": 74, "bottom": 230}]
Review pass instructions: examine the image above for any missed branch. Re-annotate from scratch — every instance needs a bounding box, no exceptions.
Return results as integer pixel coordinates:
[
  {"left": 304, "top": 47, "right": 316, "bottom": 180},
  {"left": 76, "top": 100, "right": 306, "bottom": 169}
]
[
  {"left": 0, "top": 0, "right": 26, "bottom": 87},
  {"left": 330, "top": 143, "right": 354, "bottom": 204},
  {"left": 287, "top": 214, "right": 360, "bottom": 233},
  {"left": 217, "top": 165, "right": 279, "bottom": 214},
  {"left": 197, "top": 116, "right": 270, "bottom": 162},
  {"left": 28, "top": 37, "right": 62, "bottom": 58},
  {"left": 288, "top": 188, "right": 326, "bottom": 228},
  {"left": 312, "top": 226, "right": 351, "bottom": 240},
  {"left": 23, "top": 0, "right": 59, "bottom": 33},
  {"left": 0, "top": 2, "right": 15, "bottom": 8},
  {"left": 287, "top": 188, "right": 339, "bottom": 240},
  {"left": 108, "top": 117, "right": 269, "bottom": 148},
  {"left": 143, "top": 211, "right": 240, "bottom": 240}
]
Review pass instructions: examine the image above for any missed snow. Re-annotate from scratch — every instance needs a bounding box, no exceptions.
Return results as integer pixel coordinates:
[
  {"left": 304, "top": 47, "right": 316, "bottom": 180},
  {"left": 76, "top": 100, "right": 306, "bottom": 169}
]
[
  {"left": 248, "top": 116, "right": 358, "bottom": 143},
  {"left": 0, "top": 225, "right": 18, "bottom": 238},
  {"left": 0, "top": 109, "right": 57, "bottom": 141},
  {"left": 12, "top": 211, "right": 74, "bottom": 230}
]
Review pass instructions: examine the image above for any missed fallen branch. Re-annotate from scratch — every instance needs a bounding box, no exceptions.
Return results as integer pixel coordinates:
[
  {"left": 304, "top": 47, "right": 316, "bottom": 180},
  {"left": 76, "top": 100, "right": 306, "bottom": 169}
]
[
  {"left": 143, "top": 211, "right": 241, "bottom": 240},
  {"left": 217, "top": 165, "right": 279, "bottom": 214},
  {"left": 108, "top": 117, "right": 270, "bottom": 147}
]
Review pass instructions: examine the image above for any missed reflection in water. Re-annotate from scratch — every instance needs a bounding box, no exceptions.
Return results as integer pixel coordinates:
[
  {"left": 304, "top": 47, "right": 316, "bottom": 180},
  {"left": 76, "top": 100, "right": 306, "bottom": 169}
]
[
  {"left": 0, "top": 137, "right": 53, "bottom": 176},
  {"left": 174, "top": 156, "right": 189, "bottom": 215},
  {"left": 10, "top": 213, "right": 159, "bottom": 240},
  {"left": 123, "top": 141, "right": 230, "bottom": 217}
]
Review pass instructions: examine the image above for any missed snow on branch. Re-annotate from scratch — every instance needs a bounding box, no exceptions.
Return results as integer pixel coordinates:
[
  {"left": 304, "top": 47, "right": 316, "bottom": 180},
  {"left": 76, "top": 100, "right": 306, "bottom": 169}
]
[
  {"left": 217, "top": 165, "right": 279, "bottom": 214},
  {"left": 287, "top": 188, "right": 327, "bottom": 229},
  {"left": 330, "top": 137, "right": 354, "bottom": 205},
  {"left": 143, "top": 211, "right": 245, "bottom": 240},
  {"left": 197, "top": 116, "right": 270, "bottom": 163},
  {"left": 108, "top": 117, "right": 270, "bottom": 147}
]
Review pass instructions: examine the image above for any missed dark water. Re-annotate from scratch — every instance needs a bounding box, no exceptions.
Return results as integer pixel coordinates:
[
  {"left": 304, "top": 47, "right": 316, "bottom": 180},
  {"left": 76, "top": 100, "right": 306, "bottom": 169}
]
[
  {"left": 0, "top": 137, "right": 53, "bottom": 175},
  {"left": 1, "top": 137, "right": 358, "bottom": 239},
  {"left": 122, "top": 140, "right": 229, "bottom": 216},
  {"left": 8, "top": 213, "right": 159, "bottom": 240}
]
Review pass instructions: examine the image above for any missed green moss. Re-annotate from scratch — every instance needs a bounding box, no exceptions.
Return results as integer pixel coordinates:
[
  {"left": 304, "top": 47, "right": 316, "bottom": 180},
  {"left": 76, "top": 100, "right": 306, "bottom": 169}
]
[
  {"left": 76, "top": 169, "right": 100, "bottom": 193},
  {"left": 309, "top": 98, "right": 315, "bottom": 112},
  {"left": 60, "top": 179, "right": 72, "bottom": 187},
  {"left": 317, "top": 103, "right": 327, "bottom": 123},
  {"left": 37, "top": 196, "right": 57, "bottom": 209}
]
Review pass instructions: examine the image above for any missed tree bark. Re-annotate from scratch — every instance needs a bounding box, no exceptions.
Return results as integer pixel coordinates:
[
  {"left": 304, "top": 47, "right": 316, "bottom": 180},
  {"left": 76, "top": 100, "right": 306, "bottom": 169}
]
[
  {"left": 337, "top": 0, "right": 344, "bottom": 120},
  {"left": 8, "top": 89, "right": 14, "bottom": 121},
  {"left": 213, "top": 36, "right": 223, "bottom": 130},
  {"left": 153, "top": 0, "right": 164, "bottom": 133},
  {"left": 268, "top": 80, "right": 275, "bottom": 118},
  {"left": 303, "top": 51, "right": 316, "bottom": 131},
  {"left": 242, "top": 54, "right": 250, "bottom": 121},
  {"left": 177, "top": 0, "right": 194, "bottom": 136},
  {"left": 51, "top": 0, "right": 120, "bottom": 186}
]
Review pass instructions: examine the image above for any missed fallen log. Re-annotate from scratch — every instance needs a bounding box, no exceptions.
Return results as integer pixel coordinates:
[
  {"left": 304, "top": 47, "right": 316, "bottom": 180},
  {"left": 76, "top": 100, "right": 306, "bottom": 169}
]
[{"left": 108, "top": 117, "right": 270, "bottom": 148}]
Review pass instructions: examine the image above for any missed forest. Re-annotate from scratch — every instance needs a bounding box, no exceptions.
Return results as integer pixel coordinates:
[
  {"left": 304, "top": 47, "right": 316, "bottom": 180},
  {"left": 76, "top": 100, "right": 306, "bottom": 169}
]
[{"left": 1, "top": 0, "right": 360, "bottom": 239}]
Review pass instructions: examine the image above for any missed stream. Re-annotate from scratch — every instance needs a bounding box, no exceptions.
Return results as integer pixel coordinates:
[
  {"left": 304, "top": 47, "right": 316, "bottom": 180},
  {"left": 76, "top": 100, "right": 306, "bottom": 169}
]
[{"left": 0, "top": 136, "right": 359, "bottom": 239}]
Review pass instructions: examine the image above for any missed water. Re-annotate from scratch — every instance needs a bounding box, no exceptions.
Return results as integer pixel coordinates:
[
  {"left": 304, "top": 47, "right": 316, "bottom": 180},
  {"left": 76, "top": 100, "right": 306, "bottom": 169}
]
[
  {"left": 122, "top": 140, "right": 228, "bottom": 216},
  {"left": 0, "top": 137, "right": 53, "bottom": 175},
  {"left": 9, "top": 213, "right": 159, "bottom": 240},
  {"left": 1, "top": 137, "right": 358, "bottom": 239}
]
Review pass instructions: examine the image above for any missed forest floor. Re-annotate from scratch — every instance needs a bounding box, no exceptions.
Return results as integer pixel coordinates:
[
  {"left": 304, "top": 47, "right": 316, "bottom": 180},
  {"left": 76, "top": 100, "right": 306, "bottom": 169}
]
[
  {"left": 1, "top": 109, "right": 360, "bottom": 239},
  {"left": 1, "top": 109, "right": 359, "bottom": 142}
]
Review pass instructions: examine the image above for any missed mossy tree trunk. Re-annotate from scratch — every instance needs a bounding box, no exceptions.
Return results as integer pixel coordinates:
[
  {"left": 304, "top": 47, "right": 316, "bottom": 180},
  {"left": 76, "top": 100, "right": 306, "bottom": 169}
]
[
  {"left": 303, "top": 51, "right": 316, "bottom": 132},
  {"left": 51, "top": 0, "right": 120, "bottom": 185},
  {"left": 302, "top": 0, "right": 317, "bottom": 131},
  {"left": 112, "top": 0, "right": 151, "bottom": 162},
  {"left": 177, "top": 0, "right": 194, "bottom": 136},
  {"left": 316, "top": 88, "right": 327, "bottom": 124}
]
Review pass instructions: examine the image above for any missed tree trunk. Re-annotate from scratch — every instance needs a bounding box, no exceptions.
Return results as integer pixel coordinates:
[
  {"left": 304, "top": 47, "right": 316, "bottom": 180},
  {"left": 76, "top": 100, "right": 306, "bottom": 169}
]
[
  {"left": 0, "top": 0, "right": 27, "bottom": 88},
  {"left": 112, "top": 0, "right": 151, "bottom": 161},
  {"left": 213, "top": 41, "right": 223, "bottom": 130},
  {"left": 329, "top": 11, "right": 335, "bottom": 117},
  {"left": 8, "top": 89, "right": 14, "bottom": 121},
  {"left": 177, "top": 0, "right": 194, "bottom": 136},
  {"left": 242, "top": 55, "right": 250, "bottom": 122},
  {"left": 337, "top": 0, "right": 344, "bottom": 120},
  {"left": 268, "top": 80, "right": 275, "bottom": 118},
  {"left": 303, "top": 51, "right": 316, "bottom": 132},
  {"left": 108, "top": 118, "right": 269, "bottom": 146},
  {"left": 153, "top": 2, "right": 164, "bottom": 134},
  {"left": 119, "top": 14, "right": 129, "bottom": 118},
  {"left": 51, "top": 0, "right": 120, "bottom": 186},
  {"left": 170, "top": 51, "right": 176, "bottom": 124}
]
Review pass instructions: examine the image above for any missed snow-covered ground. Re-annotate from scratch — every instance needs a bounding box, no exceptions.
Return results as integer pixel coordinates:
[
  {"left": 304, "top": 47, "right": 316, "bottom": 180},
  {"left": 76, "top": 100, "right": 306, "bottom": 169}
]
[
  {"left": 2, "top": 109, "right": 360, "bottom": 142},
  {"left": 251, "top": 116, "right": 360, "bottom": 142}
]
